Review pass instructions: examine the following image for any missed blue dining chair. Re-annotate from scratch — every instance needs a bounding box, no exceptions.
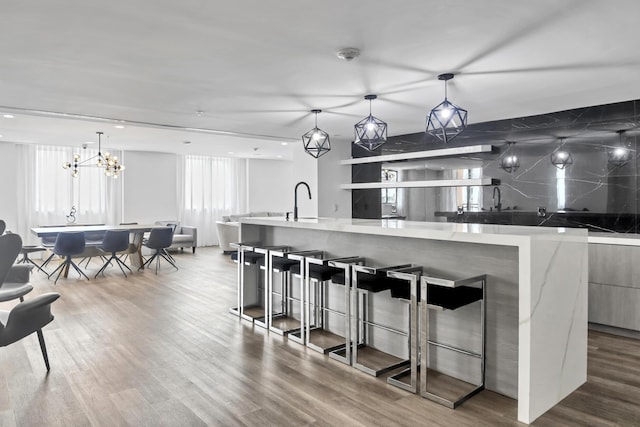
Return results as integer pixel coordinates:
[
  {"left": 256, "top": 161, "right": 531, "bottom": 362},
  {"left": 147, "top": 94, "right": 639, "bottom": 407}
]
[
  {"left": 95, "top": 230, "right": 132, "bottom": 278},
  {"left": 48, "top": 232, "right": 89, "bottom": 284}
]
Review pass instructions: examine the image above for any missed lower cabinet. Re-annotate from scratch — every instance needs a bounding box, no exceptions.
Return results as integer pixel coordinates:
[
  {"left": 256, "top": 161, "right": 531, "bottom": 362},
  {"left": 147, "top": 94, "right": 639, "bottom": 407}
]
[{"left": 588, "top": 243, "right": 640, "bottom": 331}]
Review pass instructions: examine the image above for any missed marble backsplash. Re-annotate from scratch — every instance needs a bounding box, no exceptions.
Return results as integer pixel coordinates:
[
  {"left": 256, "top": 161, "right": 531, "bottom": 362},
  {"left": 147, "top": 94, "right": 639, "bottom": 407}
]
[{"left": 351, "top": 99, "right": 640, "bottom": 232}]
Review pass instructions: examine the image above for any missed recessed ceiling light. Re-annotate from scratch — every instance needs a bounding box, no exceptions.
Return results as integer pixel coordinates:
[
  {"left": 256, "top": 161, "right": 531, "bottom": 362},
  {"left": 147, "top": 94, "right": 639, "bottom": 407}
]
[
  {"left": 281, "top": 142, "right": 288, "bottom": 146},
  {"left": 0, "top": 134, "right": 3, "bottom": 138},
  {"left": 276, "top": 155, "right": 282, "bottom": 158},
  {"left": 114, "top": 125, "right": 125, "bottom": 129},
  {"left": 228, "top": 151, "right": 234, "bottom": 154},
  {"left": 183, "top": 140, "right": 192, "bottom": 145},
  {"left": 3, "top": 114, "right": 14, "bottom": 118}
]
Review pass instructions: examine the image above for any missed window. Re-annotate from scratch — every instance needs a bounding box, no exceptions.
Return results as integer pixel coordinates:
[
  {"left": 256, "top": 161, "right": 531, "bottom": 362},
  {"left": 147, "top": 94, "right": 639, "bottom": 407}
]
[{"left": 381, "top": 169, "right": 397, "bottom": 204}]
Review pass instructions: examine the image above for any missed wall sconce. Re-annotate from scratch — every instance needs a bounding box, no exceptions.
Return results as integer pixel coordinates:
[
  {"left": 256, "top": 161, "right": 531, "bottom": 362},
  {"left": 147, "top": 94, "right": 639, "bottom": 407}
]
[
  {"left": 500, "top": 142, "right": 520, "bottom": 173},
  {"left": 550, "top": 137, "right": 573, "bottom": 169},
  {"left": 608, "top": 130, "right": 632, "bottom": 167}
]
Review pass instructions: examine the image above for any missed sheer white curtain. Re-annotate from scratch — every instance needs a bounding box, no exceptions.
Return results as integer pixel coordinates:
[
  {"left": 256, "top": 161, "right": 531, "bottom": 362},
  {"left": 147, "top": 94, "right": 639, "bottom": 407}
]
[
  {"left": 16, "top": 144, "right": 123, "bottom": 244},
  {"left": 179, "top": 155, "right": 247, "bottom": 246}
]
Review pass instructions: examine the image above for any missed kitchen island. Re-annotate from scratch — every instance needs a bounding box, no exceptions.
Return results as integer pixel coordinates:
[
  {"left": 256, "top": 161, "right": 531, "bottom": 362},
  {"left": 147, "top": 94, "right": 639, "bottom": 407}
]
[{"left": 239, "top": 217, "right": 588, "bottom": 424}]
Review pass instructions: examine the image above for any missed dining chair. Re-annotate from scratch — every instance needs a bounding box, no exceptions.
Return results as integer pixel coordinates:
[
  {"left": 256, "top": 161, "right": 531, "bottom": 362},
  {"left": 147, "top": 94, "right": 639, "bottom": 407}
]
[
  {"left": 0, "top": 233, "right": 34, "bottom": 303},
  {"left": 0, "top": 292, "right": 61, "bottom": 371},
  {"left": 48, "top": 232, "right": 89, "bottom": 284},
  {"left": 95, "top": 230, "right": 132, "bottom": 278},
  {"left": 139, "top": 227, "right": 178, "bottom": 274}
]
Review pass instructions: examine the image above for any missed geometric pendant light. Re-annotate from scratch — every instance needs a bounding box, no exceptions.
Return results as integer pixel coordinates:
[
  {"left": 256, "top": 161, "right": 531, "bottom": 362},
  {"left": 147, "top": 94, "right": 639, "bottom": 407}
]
[
  {"left": 550, "top": 137, "right": 573, "bottom": 169},
  {"left": 354, "top": 94, "right": 387, "bottom": 152},
  {"left": 426, "top": 73, "right": 468, "bottom": 143},
  {"left": 500, "top": 142, "right": 520, "bottom": 173},
  {"left": 301, "top": 109, "right": 331, "bottom": 158},
  {"left": 608, "top": 130, "right": 632, "bottom": 167}
]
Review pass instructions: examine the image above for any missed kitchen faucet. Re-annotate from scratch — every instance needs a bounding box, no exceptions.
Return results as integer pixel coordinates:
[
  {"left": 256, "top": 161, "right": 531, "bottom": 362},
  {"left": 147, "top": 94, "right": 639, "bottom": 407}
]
[
  {"left": 492, "top": 186, "right": 502, "bottom": 212},
  {"left": 294, "top": 181, "right": 311, "bottom": 221}
]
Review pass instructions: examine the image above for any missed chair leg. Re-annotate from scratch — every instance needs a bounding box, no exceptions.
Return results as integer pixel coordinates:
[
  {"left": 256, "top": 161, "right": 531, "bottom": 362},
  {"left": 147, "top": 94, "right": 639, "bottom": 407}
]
[
  {"left": 68, "top": 259, "right": 90, "bottom": 281},
  {"left": 192, "top": 246, "right": 196, "bottom": 254},
  {"left": 36, "top": 329, "right": 50, "bottom": 371}
]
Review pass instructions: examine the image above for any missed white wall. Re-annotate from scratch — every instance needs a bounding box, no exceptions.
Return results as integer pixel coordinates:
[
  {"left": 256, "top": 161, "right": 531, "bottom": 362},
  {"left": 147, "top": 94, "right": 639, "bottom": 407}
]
[
  {"left": 0, "top": 142, "right": 18, "bottom": 231},
  {"left": 317, "top": 137, "right": 352, "bottom": 218},
  {"left": 122, "top": 151, "right": 179, "bottom": 223},
  {"left": 247, "top": 159, "right": 292, "bottom": 213}
]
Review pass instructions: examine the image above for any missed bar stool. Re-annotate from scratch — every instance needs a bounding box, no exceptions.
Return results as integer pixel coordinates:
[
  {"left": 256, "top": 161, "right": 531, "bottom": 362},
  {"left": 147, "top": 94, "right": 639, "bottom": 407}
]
[
  {"left": 385, "top": 266, "right": 423, "bottom": 393},
  {"left": 420, "top": 274, "right": 486, "bottom": 408},
  {"left": 302, "top": 255, "right": 364, "bottom": 354},
  {"left": 325, "top": 256, "right": 366, "bottom": 365},
  {"left": 286, "top": 250, "right": 327, "bottom": 345},
  {"left": 263, "top": 249, "right": 317, "bottom": 335},
  {"left": 351, "top": 263, "right": 415, "bottom": 377},
  {"left": 229, "top": 241, "right": 260, "bottom": 318},
  {"left": 251, "top": 245, "right": 290, "bottom": 328}
]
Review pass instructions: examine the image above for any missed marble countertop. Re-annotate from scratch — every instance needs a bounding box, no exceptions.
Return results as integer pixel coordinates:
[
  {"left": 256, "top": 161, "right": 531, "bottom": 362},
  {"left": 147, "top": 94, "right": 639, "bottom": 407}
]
[{"left": 241, "top": 217, "right": 587, "bottom": 247}]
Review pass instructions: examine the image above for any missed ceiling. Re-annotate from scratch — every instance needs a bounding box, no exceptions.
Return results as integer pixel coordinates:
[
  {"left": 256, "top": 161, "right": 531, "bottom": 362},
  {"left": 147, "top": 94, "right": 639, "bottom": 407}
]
[{"left": 1, "top": 0, "right": 640, "bottom": 161}]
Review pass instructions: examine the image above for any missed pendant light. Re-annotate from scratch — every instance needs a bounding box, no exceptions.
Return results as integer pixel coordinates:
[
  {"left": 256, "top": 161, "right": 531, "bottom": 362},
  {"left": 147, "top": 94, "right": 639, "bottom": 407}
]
[
  {"left": 500, "top": 142, "right": 520, "bottom": 173},
  {"left": 301, "top": 109, "right": 331, "bottom": 158},
  {"left": 550, "top": 137, "right": 573, "bottom": 169},
  {"left": 354, "top": 94, "right": 387, "bottom": 151},
  {"left": 426, "top": 73, "right": 468, "bottom": 143},
  {"left": 608, "top": 130, "right": 632, "bottom": 167},
  {"left": 62, "top": 131, "right": 125, "bottom": 178}
]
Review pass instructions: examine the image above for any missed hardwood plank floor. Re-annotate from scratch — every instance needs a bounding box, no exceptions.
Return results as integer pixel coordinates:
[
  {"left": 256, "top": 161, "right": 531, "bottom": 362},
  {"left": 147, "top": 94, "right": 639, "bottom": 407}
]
[{"left": 1, "top": 248, "right": 639, "bottom": 426}]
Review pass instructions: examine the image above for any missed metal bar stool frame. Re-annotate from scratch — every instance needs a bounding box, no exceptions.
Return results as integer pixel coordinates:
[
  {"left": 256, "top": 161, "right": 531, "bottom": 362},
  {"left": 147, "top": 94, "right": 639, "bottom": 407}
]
[
  {"left": 228, "top": 241, "right": 260, "bottom": 318},
  {"left": 420, "top": 274, "right": 486, "bottom": 408},
  {"left": 351, "top": 263, "right": 414, "bottom": 377},
  {"left": 385, "top": 266, "right": 423, "bottom": 393},
  {"left": 304, "top": 255, "right": 364, "bottom": 355}
]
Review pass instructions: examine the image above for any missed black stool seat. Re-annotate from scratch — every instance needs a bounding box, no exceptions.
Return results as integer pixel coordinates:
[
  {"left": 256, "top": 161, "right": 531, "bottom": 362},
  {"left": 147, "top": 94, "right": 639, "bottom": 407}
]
[
  {"left": 257, "top": 256, "right": 298, "bottom": 271},
  {"left": 390, "top": 282, "right": 421, "bottom": 300},
  {"left": 290, "top": 263, "right": 342, "bottom": 281},
  {"left": 231, "top": 251, "right": 264, "bottom": 264},
  {"left": 357, "top": 274, "right": 406, "bottom": 293},
  {"left": 330, "top": 272, "right": 345, "bottom": 285},
  {"left": 427, "top": 285, "right": 482, "bottom": 310}
]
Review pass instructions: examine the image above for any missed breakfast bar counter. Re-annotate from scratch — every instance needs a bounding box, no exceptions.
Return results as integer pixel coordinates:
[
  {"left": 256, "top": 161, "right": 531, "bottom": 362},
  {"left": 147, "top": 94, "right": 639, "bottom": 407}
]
[{"left": 239, "top": 217, "right": 589, "bottom": 424}]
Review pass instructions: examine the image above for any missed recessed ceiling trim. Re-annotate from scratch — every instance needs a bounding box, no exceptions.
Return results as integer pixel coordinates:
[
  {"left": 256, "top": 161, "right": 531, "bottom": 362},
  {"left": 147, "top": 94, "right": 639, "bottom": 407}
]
[{"left": 0, "top": 105, "right": 298, "bottom": 143}]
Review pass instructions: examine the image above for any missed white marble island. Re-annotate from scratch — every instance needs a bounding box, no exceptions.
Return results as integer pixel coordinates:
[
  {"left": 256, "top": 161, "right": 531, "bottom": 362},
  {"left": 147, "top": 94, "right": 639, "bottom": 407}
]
[{"left": 240, "top": 217, "right": 588, "bottom": 424}]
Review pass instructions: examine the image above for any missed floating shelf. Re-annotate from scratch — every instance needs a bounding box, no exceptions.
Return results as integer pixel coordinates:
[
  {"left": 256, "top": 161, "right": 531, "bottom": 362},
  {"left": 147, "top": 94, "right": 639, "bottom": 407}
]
[
  {"left": 341, "top": 144, "right": 494, "bottom": 165},
  {"left": 340, "top": 178, "right": 500, "bottom": 190}
]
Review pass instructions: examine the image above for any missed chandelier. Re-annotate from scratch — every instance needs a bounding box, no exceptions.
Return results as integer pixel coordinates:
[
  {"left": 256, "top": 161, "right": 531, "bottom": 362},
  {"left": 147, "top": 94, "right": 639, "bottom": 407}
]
[
  {"left": 301, "top": 109, "right": 331, "bottom": 158},
  {"left": 63, "top": 132, "right": 125, "bottom": 178},
  {"left": 608, "top": 130, "right": 632, "bottom": 167},
  {"left": 426, "top": 73, "right": 468, "bottom": 143},
  {"left": 354, "top": 94, "right": 387, "bottom": 151}
]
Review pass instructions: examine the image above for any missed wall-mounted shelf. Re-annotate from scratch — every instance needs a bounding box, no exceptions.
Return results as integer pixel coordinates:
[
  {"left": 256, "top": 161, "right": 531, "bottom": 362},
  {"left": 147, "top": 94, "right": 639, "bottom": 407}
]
[
  {"left": 341, "top": 144, "right": 494, "bottom": 166},
  {"left": 341, "top": 178, "right": 500, "bottom": 190}
]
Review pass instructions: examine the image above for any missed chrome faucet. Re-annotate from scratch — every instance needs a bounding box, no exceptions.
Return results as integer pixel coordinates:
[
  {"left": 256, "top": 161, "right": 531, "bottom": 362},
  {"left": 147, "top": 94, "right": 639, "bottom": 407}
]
[
  {"left": 294, "top": 181, "right": 311, "bottom": 221},
  {"left": 492, "top": 186, "right": 502, "bottom": 212}
]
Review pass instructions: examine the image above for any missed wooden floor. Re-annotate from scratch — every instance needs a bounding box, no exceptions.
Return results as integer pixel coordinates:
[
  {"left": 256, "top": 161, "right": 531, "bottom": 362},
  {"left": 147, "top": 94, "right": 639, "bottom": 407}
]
[{"left": 1, "top": 248, "right": 640, "bottom": 426}]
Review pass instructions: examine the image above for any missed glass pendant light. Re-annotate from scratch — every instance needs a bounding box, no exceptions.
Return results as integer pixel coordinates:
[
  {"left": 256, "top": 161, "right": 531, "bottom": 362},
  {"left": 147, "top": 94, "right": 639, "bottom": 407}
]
[
  {"left": 354, "top": 94, "right": 387, "bottom": 151},
  {"left": 550, "top": 137, "right": 573, "bottom": 169},
  {"left": 500, "top": 142, "right": 520, "bottom": 173},
  {"left": 426, "top": 73, "right": 468, "bottom": 143},
  {"left": 608, "top": 130, "right": 632, "bottom": 167},
  {"left": 301, "top": 109, "right": 331, "bottom": 158}
]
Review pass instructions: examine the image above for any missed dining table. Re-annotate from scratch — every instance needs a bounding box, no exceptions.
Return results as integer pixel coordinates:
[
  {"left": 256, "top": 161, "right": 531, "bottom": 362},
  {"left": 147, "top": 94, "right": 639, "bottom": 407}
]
[{"left": 31, "top": 223, "right": 158, "bottom": 271}]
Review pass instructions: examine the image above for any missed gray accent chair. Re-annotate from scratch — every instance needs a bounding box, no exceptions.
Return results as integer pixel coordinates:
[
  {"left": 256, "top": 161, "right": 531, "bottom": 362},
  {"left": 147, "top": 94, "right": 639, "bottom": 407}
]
[
  {"left": 0, "top": 233, "right": 34, "bottom": 303},
  {"left": 0, "top": 292, "right": 61, "bottom": 371},
  {"left": 0, "top": 219, "right": 5, "bottom": 234}
]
